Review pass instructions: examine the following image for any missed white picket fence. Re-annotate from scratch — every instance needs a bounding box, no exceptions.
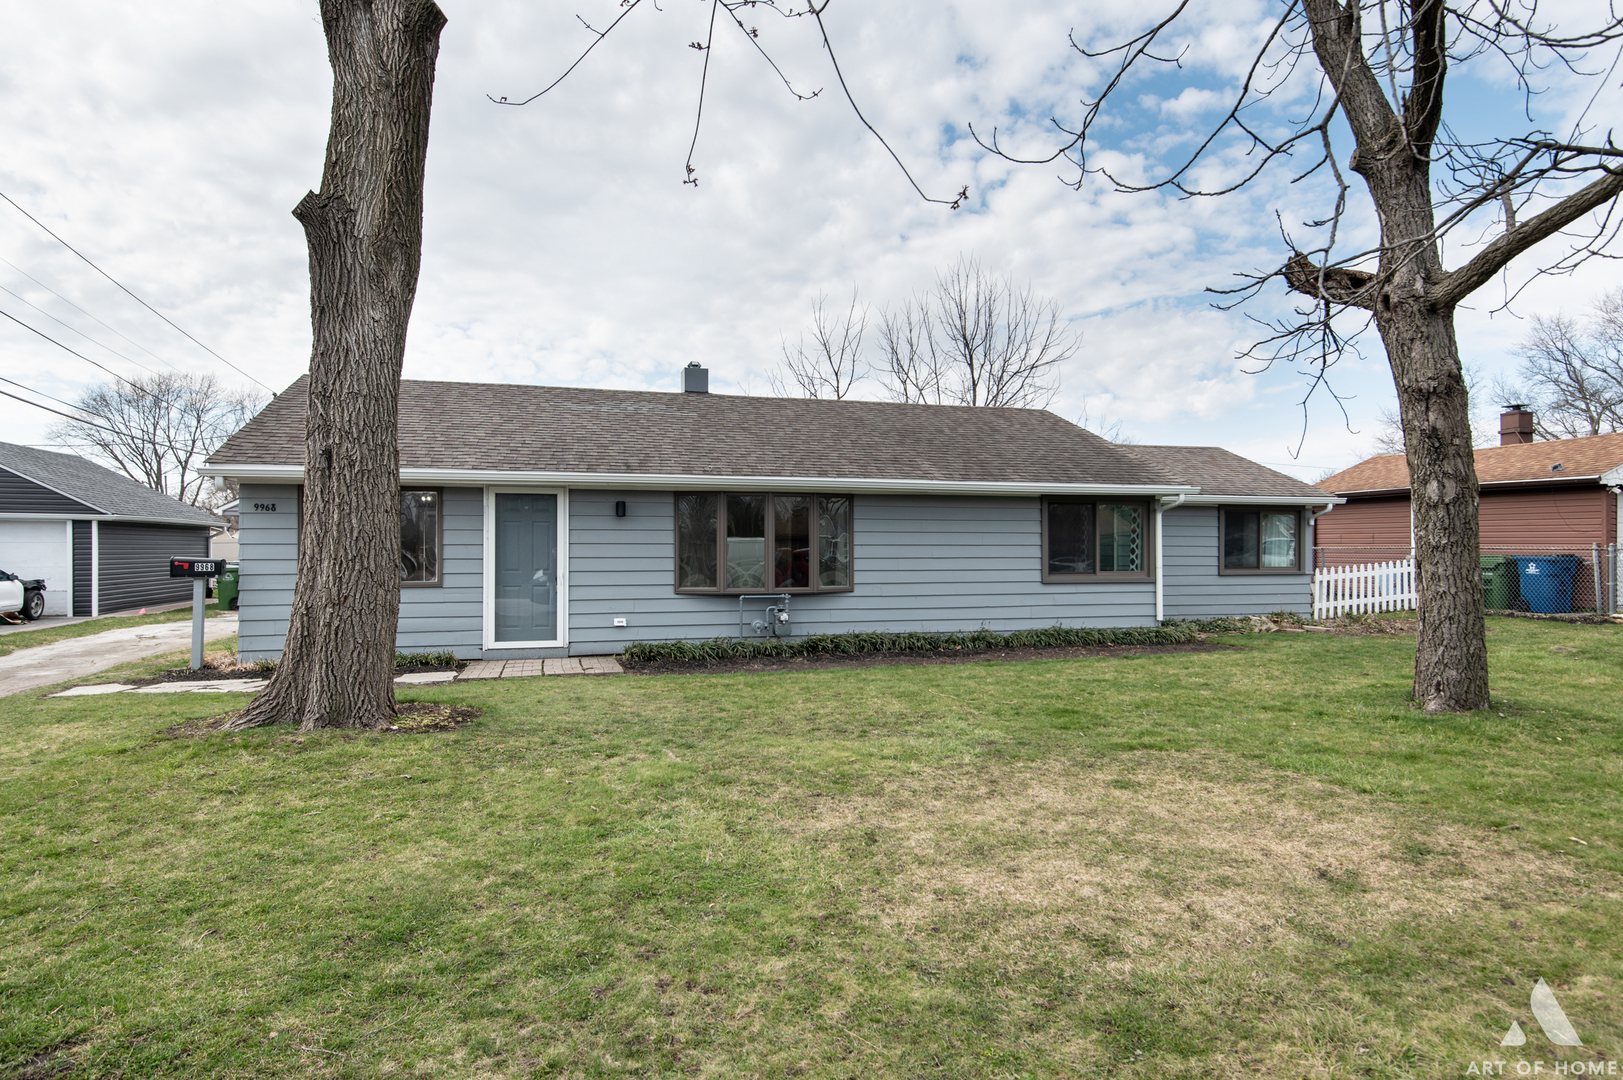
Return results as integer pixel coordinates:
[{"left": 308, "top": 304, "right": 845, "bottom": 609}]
[{"left": 1313, "top": 559, "right": 1417, "bottom": 619}]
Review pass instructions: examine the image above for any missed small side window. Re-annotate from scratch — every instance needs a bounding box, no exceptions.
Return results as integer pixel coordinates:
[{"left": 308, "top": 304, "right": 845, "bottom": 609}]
[{"left": 1220, "top": 508, "right": 1301, "bottom": 573}]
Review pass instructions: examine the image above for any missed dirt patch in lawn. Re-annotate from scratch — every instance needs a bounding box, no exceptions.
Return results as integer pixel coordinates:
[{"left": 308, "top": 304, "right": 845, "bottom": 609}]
[
  {"left": 165, "top": 702, "right": 482, "bottom": 738},
  {"left": 783, "top": 751, "right": 1603, "bottom": 969},
  {"left": 622, "top": 641, "right": 1235, "bottom": 676}
]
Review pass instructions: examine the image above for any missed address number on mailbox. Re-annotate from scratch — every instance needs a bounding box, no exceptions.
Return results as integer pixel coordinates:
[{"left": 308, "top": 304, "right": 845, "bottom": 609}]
[{"left": 170, "top": 557, "right": 225, "bottom": 578}]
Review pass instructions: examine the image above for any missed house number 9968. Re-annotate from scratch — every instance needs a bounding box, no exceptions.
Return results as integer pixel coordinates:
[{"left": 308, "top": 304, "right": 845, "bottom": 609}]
[{"left": 253, "top": 503, "right": 277, "bottom": 512}]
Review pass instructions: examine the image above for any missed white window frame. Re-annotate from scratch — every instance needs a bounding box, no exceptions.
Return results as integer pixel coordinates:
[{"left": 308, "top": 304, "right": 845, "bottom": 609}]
[{"left": 481, "top": 486, "right": 570, "bottom": 651}]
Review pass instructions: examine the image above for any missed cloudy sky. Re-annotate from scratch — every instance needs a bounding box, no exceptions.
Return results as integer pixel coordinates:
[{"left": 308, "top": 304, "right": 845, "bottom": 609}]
[{"left": 2, "top": 0, "right": 1619, "bottom": 481}]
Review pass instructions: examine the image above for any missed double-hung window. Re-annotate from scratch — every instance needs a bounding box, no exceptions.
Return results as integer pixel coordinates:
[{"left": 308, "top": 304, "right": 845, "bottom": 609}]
[
  {"left": 676, "top": 492, "right": 853, "bottom": 593},
  {"left": 1220, "top": 508, "right": 1302, "bottom": 573},
  {"left": 1041, "top": 498, "right": 1152, "bottom": 582}
]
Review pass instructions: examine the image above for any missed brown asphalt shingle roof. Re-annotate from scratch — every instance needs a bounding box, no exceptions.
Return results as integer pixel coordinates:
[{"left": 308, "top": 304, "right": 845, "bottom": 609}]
[
  {"left": 1124, "top": 445, "right": 1330, "bottom": 499},
  {"left": 1317, "top": 432, "right": 1623, "bottom": 495},
  {"left": 211, "top": 377, "right": 1180, "bottom": 487}
]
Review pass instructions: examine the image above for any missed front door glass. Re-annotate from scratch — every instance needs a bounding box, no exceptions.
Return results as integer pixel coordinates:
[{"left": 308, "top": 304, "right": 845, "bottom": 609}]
[{"left": 494, "top": 493, "right": 558, "bottom": 643}]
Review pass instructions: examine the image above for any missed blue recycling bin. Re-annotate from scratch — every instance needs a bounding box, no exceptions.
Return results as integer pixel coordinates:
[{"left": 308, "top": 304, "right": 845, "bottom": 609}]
[{"left": 1514, "top": 555, "right": 1583, "bottom": 614}]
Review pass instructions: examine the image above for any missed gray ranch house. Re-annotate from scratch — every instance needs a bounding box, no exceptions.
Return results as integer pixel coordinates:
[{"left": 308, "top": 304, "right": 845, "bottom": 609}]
[{"left": 205, "top": 371, "right": 1338, "bottom": 661}]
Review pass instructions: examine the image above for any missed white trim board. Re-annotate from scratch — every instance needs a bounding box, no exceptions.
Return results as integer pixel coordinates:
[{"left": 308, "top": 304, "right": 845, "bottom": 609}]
[
  {"left": 481, "top": 486, "right": 569, "bottom": 653},
  {"left": 209, "top": 463, "right": 1200, "bottom": 499}
]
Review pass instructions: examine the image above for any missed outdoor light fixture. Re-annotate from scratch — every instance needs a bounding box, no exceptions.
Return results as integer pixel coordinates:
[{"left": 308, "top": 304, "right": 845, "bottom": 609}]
[{"left": 615, "top": 501, "right": 627, "bottom": 517}]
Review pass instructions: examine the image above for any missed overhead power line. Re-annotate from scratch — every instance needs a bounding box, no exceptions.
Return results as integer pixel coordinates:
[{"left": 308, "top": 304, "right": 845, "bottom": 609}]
[
  {"left": 0, "top": 189, "right": 274, "bottom": 392},
  {"left": 0, "top": 305, "right": 179, "bottom": 405},
  {"left": 0, "top": 376, "right": 237, "bottom": 465},
  {"left": 0, "top": 282, "right": 166, "bottom": 380},
  {"left": 0, "top": 254, "right": 184, "bottom": 374},
  {"left": 0, "top": 384, "right": 132, "bottom": 438}
]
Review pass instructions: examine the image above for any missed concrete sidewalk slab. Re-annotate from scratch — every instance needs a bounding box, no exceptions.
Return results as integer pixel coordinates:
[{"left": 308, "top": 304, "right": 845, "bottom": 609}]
[
  {"left": 395, "top": 671, "right": 457, "bottom": 685},
  {"left": 0, "top": 614, "right": 239, "bottom": 698},
  {"left": 132, "top": 679, "right": 268, "bottom": 694},
  {"left": 49, "top": 683, "right": 137, "bottom": 697}
]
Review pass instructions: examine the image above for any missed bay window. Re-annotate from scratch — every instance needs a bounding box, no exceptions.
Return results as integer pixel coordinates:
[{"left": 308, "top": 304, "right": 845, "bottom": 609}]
[{"left": 676, "top": 492, "right": 852, "bottom": 593}]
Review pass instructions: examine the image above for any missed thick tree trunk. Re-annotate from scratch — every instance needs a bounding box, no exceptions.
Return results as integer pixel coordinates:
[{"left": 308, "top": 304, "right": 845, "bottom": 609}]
[
  {"left": 1355, "top": 148, "right": 1489, "bottom": 713},
  {"left": 1376, "top": 301, "right": 1489, "bottom": 712},
  {"left": 1298, "top": 0, "right": 1489, "bottom": 713},
  {"left": 229, "top": 0, "right": 447, "bottom": 732}
]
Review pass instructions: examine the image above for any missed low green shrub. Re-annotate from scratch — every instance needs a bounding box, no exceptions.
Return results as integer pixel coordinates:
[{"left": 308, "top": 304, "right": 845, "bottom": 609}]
[
  {"left": 395, "top": 650, "right": 461, "bottom": 668},
  {"left": 619, "top": 623, "right": 1198, "bottom": 663},
  {"left": 244, "top": 651, "right": 463, "bottom": 674}
]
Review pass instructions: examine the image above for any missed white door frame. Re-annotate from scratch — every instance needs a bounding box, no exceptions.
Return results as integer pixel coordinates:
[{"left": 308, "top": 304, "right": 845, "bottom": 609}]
[{"left": 481, "top": 486, "right": 569, "bottom": 651}]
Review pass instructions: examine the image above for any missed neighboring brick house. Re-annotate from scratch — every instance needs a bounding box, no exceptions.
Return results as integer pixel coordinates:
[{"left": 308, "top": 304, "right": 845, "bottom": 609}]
[{"left": 1315, "top": 409, "right": 1622, "bottom": 610}]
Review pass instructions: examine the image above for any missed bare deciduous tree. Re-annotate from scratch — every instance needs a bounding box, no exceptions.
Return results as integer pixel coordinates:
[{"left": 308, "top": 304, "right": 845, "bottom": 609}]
[
  {"left": 49, "top": 373, "right": 263, "bottom": 508},
  {"left": 229, "top": 0, "right": 447, "bottom": 733},
  {"left": 980, "top": 0, "right": 1623, "bottom": 712},
  {"left": 1077, "top": 396, "right": 1136, "bottom": 444},
  {"left": 1504, "top": 289, "right": 1623, "bottom": 438},
  {"left": 878, "top": 257, "right": 1076, "bottom": 408},
  {"left": 771, "top": 289, "right": 869, "bottom": 399}
]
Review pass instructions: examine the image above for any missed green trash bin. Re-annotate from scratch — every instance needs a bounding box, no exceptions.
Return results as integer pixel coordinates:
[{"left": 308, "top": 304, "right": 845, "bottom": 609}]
[
  {"left": 215, "top": 562, "right": 240, "bottom": 611},
  {"left": 1480, "top": 555, "right": 1515, "bottom": 611}
]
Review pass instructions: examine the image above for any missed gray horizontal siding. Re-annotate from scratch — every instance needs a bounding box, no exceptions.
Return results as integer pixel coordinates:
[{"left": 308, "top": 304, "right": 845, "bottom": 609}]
[
  {"left": 236, "top": 484, "right": 300, "bottom": 659},
  {"left": 236, "top": 484, "right": 484, "bottom": 661},
  {"left": 237, "top": 488, "right": 1315, "bottom": 661},
  {"left": 96, "top": 522, "right": 210, "bottom": 613},
  {"left": 566, "top": 491, "right": 1156, "bottom": 654},
  {"left": 1160, "top": 505, "right": 1313, "bottom": 618}
]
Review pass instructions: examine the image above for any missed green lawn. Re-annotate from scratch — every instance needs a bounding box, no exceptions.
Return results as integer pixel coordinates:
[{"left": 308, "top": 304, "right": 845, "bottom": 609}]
[
  {"left": 0, "top": 601, "right": 220, "bottom": 658},
  {"left": 2, "top": 618, "right": 1619, "bottom": 1078}
]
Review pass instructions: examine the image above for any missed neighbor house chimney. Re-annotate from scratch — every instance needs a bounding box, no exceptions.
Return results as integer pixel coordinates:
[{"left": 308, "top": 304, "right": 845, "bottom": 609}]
[
  {"left": 1500, "top": 405, "right": 1534, "bottom": 446},
  {"left": 682, "top": 362, "right": 708, "bottom": 394}
]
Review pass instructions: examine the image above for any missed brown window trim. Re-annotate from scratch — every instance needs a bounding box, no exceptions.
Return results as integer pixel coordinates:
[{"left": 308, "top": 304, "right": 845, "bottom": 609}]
[
  {"left": 1217, "top": 506, "right": 1305, "bottom": 575},
  {"left": 400, "top": 487, "right": 444, "bottom": 588},
  {"left": 1040, "top": 496, "right": 1156, "bottom": 583},
  {"left": 673, "top": 492, "right": 855, "bottom": 595}
]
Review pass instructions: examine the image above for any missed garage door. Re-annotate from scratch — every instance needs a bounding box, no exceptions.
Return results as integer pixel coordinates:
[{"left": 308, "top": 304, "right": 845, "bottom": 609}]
[{"left": 0, "top": 520, "right": 72, "bottom": 616}]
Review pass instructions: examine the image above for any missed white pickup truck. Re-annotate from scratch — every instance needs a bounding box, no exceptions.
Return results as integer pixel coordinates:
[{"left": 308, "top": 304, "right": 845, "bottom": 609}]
[{"left": 0, "top": 571, "right": 46, "bottom": 622}]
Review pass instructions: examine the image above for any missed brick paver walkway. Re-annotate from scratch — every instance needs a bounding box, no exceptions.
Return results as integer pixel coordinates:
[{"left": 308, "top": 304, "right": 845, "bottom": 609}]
[{"left": 458, "top": 657, "right": 622, "bottom": 681}]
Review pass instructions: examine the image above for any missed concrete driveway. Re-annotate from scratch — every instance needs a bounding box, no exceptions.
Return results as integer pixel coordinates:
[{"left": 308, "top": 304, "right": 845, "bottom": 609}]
[{"left": 0, "top": 614, "right": 239, "bottom": 698}]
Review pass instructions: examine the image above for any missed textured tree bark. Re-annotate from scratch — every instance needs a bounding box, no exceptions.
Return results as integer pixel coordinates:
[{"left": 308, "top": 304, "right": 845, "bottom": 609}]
[
  {"left": 1300, "top": 0, "right": 1488, "bottom": 712},
  {"left": 228, "top": 0, "right": 447, "bottom": 731}
]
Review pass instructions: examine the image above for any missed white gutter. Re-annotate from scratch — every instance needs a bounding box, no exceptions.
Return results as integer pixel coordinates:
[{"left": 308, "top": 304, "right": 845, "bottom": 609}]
[
  {"left": 1154, "top": 493, "right": 1187, "bottom": 622},
  {"left": 1176, "top": 494, "right": 1346, "bottom": 507},
  {"left": 205, "top": 463, "right": 1200, "bottom": 499}
]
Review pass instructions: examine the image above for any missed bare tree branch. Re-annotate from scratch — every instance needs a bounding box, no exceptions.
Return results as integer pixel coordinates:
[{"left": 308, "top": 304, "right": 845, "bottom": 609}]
[
  {"left": 1431, "top": 166, "right": 1623, "bottom": 308},
  {"left": 877, "top": 257, "right": 1076, "bottom": 408},
  {"left": 47, "top": 372, "right": 266, "bottom": 507},
  {"left": 771, "top": 288, "right": 869, "bottom": 399}
]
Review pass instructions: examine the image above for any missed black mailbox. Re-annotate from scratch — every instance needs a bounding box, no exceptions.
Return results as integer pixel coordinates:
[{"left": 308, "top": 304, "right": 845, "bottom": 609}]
[{"left": 170, "top": 556, "right": 224, "bottom": 578}]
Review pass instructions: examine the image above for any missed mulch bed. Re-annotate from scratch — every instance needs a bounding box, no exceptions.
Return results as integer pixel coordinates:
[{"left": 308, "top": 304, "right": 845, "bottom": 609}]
[
  {"left": 165, "top": 702, "right": 482, "bottom": 738},
  {"left": 621, "top": 641, "right": 1235, "bottom": 676}
]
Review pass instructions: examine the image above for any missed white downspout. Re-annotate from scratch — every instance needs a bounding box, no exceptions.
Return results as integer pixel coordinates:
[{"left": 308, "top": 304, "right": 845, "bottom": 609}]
[{"left": 1154, "top": 494, "right": 1187, "bottom": 623}]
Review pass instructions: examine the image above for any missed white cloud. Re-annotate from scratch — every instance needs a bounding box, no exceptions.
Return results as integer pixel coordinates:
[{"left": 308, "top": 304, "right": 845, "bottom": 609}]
[{"left": 0, "top": 0, "right": 1615, "bottom": 490}]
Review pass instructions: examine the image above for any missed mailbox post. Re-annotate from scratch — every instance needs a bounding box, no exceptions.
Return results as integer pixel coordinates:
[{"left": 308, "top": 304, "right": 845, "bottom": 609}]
[{"left": 170, "top": 557, "right": 224, "bottom": 669}]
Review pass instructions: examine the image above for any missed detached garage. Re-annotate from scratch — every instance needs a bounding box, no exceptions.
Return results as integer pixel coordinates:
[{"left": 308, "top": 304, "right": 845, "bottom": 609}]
[{"left": 0, "top": 442, "right": 217, "bottom": 617}]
